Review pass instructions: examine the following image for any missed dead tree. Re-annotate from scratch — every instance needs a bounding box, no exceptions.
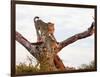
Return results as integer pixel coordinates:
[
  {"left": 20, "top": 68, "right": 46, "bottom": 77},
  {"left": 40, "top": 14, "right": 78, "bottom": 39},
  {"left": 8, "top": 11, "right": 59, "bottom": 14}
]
[{"left": 16, "top": 17, "right": 95, "bottom": 72}]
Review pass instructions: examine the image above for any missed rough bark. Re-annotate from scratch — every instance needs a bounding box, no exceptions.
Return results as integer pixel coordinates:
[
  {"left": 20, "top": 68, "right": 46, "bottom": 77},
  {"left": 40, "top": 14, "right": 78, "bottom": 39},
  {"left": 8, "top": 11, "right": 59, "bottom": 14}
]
[
  {"left": 16, "top": 31, "right": 59, "bottom": 71},
  {"left": 39, "top": 51, "right": 57, "bottom": 72},
  {"left": 59, "top": 22, "right": 95, "bottom": 51},
  {"left": 54, "top": 55, "right": 65, "bottom": 71},
  {"left": 16, "top": 31, "right": 39, "bottom": 58},
  {"left": 16, "top": 31, "right": 32, "bottom": 51}
]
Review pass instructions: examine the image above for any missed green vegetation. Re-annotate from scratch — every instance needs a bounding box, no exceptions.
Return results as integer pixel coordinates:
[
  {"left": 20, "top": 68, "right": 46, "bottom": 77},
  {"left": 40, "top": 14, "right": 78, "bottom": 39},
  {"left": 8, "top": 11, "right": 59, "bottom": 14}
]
[
  {"left": 16, "top": 55, "right": 40, "bottom": 74},
  {"left": 16, "top": 55, "right": 95, "bottom": 74},
  {"left": 16, "top": 63, "right": 39, "bottom": 74},
  {"left": 16, "top": 63, "right": 40, "bottom": 74}
]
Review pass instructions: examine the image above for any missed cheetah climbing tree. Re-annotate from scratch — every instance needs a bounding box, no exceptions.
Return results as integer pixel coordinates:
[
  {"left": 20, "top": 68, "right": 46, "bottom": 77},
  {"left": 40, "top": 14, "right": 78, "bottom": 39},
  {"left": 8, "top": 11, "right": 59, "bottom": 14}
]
[{"left": 16, "top": 17, "right": 95, "bottom": 72}]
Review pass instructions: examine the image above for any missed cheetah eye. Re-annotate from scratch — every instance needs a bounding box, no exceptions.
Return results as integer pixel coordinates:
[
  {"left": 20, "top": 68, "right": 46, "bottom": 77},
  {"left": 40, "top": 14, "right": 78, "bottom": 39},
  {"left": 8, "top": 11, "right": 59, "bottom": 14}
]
[{"left": 54, "top": 48, "right": 56, "bottom": 50}]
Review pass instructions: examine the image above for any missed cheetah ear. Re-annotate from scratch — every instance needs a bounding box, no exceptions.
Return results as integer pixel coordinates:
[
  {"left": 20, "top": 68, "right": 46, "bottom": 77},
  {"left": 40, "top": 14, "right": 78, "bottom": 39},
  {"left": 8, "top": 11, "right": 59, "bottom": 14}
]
[{"left": 48, "top": 22, "right": 54, "bottom": 24}]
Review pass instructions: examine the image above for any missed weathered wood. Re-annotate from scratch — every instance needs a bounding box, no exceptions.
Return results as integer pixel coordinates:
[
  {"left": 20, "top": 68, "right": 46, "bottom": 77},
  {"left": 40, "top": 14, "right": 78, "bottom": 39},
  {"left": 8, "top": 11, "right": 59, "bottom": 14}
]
[
  {"left": 54, "top": 55, "right": 66, "bottom": 71},
  {"left": 59, "top": 22, "right": 95, "bottom": 51},
  {"left": 16, "top": 31, "right": 32, "bottom": 51},
  {"left": 39, "top": 51, "right": 57, "bottom": 72},
  {"left": 16, "top": 31, "right": 38, "bottom": 58},
  {"left": 16, "top": 31, "right": 61, "bottom": 71}
]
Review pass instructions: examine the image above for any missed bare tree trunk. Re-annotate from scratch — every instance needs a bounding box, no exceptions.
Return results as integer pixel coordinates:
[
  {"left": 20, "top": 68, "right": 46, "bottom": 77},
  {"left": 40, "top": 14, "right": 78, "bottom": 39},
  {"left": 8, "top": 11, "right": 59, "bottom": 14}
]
[
  {"left": 16, "top": 31, "right": 59, "bottom": 71},
  {"left": 39, "top": 51, "right": 57, "bottom": 72}
]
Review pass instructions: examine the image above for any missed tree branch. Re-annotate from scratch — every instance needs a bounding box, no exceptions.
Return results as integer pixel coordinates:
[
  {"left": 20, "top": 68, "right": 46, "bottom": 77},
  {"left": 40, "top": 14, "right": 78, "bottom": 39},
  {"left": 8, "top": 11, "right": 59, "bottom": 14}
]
[
  {"left": 16, "top": 31, "right": 38, "bottom": 58},
  {"left": 59, "top": 22, "right": 95, "bottom": 50},
  {"left": 31, "top": 42, "right": 43, "bottom": 45},
  {"left": 16, "top": 31, "right": 32, "bottom": 51},
  {"left": 54, "top": 55, "right": 66, "bottom": 71}
]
